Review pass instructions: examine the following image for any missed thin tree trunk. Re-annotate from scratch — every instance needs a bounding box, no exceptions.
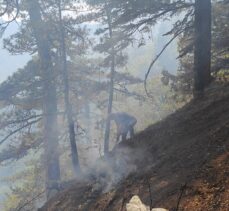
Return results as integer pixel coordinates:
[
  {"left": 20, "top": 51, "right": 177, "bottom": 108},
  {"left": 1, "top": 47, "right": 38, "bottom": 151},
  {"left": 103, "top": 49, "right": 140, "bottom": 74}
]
[
  {"left": 26, "top": 0, "right": 60, "bottom": 199},
  {"left": 85, "top": 102, "right": 92, "bottom": 144},
  {"left": 104, "top": 7, "right": 115, "bottom": 155},
  {"left": 194, "top": 0, "right": 212, "bottom": 95},
  {"left": 57, "top": 0, "right": 80, "bottom": 175}
]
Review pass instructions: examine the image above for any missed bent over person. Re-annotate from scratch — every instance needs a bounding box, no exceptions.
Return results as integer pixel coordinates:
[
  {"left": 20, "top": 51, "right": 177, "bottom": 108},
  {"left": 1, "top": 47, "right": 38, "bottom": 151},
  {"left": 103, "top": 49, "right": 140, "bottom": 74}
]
[{"left": 108, "top": 112, "right": 137, "bottom": 142}]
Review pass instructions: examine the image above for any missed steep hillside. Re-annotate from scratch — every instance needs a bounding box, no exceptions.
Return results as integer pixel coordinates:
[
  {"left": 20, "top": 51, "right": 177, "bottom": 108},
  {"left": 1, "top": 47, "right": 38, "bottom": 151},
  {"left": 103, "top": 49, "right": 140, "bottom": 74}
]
[{"left": 40, "top": 82, "right": 229, "bottom": 211}]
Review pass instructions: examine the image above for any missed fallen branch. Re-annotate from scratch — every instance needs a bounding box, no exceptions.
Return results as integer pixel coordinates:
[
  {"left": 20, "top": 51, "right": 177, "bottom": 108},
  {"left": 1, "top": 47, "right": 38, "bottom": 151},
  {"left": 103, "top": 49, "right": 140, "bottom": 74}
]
[
  {"left": 175, "top": 183, "right": 187, "bottom": 211},
  {"left": 147, "top": 178, "right": 153, "bottom": 210},
  {"left": 120, "top": 197, "right": 127, "bottom": 211}
]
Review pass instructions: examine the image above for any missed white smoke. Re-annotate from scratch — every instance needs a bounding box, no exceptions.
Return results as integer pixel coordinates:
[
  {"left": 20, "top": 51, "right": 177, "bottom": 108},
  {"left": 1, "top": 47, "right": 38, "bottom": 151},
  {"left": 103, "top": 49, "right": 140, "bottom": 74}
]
[{"left": 84, "top": 145, "right": 143, "bottom": 193}]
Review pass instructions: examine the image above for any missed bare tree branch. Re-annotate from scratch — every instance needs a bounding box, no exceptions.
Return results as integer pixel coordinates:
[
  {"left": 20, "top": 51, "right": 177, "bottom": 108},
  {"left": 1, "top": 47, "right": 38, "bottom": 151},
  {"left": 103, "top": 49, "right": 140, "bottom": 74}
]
[{"left": 144, "top": 26, "right": 192, "bottom": 98}]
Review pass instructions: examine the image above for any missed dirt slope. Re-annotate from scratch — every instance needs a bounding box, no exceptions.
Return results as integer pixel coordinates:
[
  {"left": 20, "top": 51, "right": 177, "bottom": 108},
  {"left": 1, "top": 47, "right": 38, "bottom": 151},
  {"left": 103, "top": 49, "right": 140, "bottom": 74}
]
[{"left": 40, "top": 82, "right": 229, "bottom": 211}]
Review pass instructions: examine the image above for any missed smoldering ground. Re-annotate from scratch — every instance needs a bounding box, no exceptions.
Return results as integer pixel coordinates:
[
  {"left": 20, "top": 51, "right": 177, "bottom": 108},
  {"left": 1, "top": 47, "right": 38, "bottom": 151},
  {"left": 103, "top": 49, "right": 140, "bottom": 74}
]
[{"left": 65, "top": 144, "right": 148, "bottom": 194}]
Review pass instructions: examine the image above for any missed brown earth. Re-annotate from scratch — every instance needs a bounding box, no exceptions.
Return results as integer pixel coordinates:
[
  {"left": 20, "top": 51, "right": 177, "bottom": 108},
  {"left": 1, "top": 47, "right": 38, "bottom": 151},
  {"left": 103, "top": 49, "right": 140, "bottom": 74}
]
[{"left": 40, "top": 82, "right": 229, "bottom": 211}]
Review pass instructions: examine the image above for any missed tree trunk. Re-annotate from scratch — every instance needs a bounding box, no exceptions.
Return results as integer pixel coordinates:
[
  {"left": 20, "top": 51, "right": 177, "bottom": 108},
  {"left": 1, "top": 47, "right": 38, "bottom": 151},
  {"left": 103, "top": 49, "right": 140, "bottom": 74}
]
[
  {"left": 104, "top": 7, "right": 115, "bottom": 155},
  {"left": 194, "top": 0, "right": 212, "bottom": 95},
  {"left": 26, "top": 0, "right": 60, "bottom": 199},
  {"left": 84, "top": 102, "right": 92, "bottom": 144},
  {"left": 57, "top": 0, "right": 80, "bottom": 176}
]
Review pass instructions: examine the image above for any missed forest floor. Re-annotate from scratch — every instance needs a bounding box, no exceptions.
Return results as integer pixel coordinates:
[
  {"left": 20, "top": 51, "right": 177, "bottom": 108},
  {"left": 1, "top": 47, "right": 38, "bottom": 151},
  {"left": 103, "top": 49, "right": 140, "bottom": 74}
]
[{"left": 40, "top": 82, "right": 229, "bottom": 211}]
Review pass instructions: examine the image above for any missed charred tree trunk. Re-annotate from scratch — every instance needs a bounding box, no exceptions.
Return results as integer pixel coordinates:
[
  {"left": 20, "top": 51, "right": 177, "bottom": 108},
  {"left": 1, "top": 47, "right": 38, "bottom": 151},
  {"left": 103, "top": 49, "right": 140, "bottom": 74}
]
[
  {"left": 26, "top": 0, "right": 60, "bottom": 199},
  {"left": 57, "top": 0, "right": 80, "bottom": 175},
  {"left": 104, "top": 7, "right": 115, "bottom": 155},
  {"left": 194, "top": 0, "right": 212, "bottom": 95}
]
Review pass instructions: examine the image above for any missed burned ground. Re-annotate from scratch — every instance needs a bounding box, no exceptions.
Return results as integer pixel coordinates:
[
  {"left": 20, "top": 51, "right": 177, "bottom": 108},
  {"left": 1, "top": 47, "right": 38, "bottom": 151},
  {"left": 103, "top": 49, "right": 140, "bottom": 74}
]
[{"left": 40, "top": 82, "right": 229, "bottom": 211}]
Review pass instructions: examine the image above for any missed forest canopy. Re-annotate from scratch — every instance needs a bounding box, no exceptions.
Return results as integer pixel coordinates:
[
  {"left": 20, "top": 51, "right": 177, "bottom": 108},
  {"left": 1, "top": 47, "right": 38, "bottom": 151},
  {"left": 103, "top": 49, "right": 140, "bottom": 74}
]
[{"left": 0, "top": 0, "right": 228, "bottom": 210}]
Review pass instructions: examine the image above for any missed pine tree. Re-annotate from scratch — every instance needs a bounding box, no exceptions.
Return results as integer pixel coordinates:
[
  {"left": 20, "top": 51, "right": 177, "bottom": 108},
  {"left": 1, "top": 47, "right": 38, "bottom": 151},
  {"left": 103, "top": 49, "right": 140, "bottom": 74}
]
[{"left": 26, "top": 0, "right": 61, "bottom": 198}]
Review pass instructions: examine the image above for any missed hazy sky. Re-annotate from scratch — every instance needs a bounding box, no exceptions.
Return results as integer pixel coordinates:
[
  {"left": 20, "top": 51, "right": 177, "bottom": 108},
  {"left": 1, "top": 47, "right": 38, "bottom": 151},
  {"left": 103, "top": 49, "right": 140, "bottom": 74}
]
[
  {"left": 0, "top": 22, "right": 31, "bottom": 83},
  {"left": 0, "top": 18, "right": 179, "bottom": 84}
]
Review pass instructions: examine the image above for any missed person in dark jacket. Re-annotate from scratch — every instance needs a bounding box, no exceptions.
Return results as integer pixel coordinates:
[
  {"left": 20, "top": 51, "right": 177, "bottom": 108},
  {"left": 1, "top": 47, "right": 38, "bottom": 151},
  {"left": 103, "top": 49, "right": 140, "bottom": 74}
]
[{"left": 108, "top": 112, "right": 137, "bottom": 142}]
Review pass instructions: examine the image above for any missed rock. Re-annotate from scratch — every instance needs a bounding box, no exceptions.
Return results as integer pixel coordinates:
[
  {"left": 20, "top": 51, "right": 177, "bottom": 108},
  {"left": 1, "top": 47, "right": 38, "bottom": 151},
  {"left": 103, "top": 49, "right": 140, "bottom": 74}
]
[
  {"left": 126, "top": 195, "right": 150, "bottom": 211},
  {"left": 126, "top": 195, "right": 169, "bottom": 211}
]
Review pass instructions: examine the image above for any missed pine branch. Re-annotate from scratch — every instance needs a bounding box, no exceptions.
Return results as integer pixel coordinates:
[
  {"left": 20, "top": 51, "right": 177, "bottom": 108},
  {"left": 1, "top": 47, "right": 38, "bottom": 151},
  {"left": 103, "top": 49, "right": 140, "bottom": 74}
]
[
  {"left": 0, "top": 0, "right": 20, "bottom": 36},
  {"left": 0, "top": 137, "right": 43, "bottom": 163},
  {"left": 0, "top": 118, "right": 42, "bottom": 145},
  {"left": 1, "top": 114, "right": 43, "bottom": 129},
  {"left": 0, "top": 0, "right": 9, "bottom": 17}
]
